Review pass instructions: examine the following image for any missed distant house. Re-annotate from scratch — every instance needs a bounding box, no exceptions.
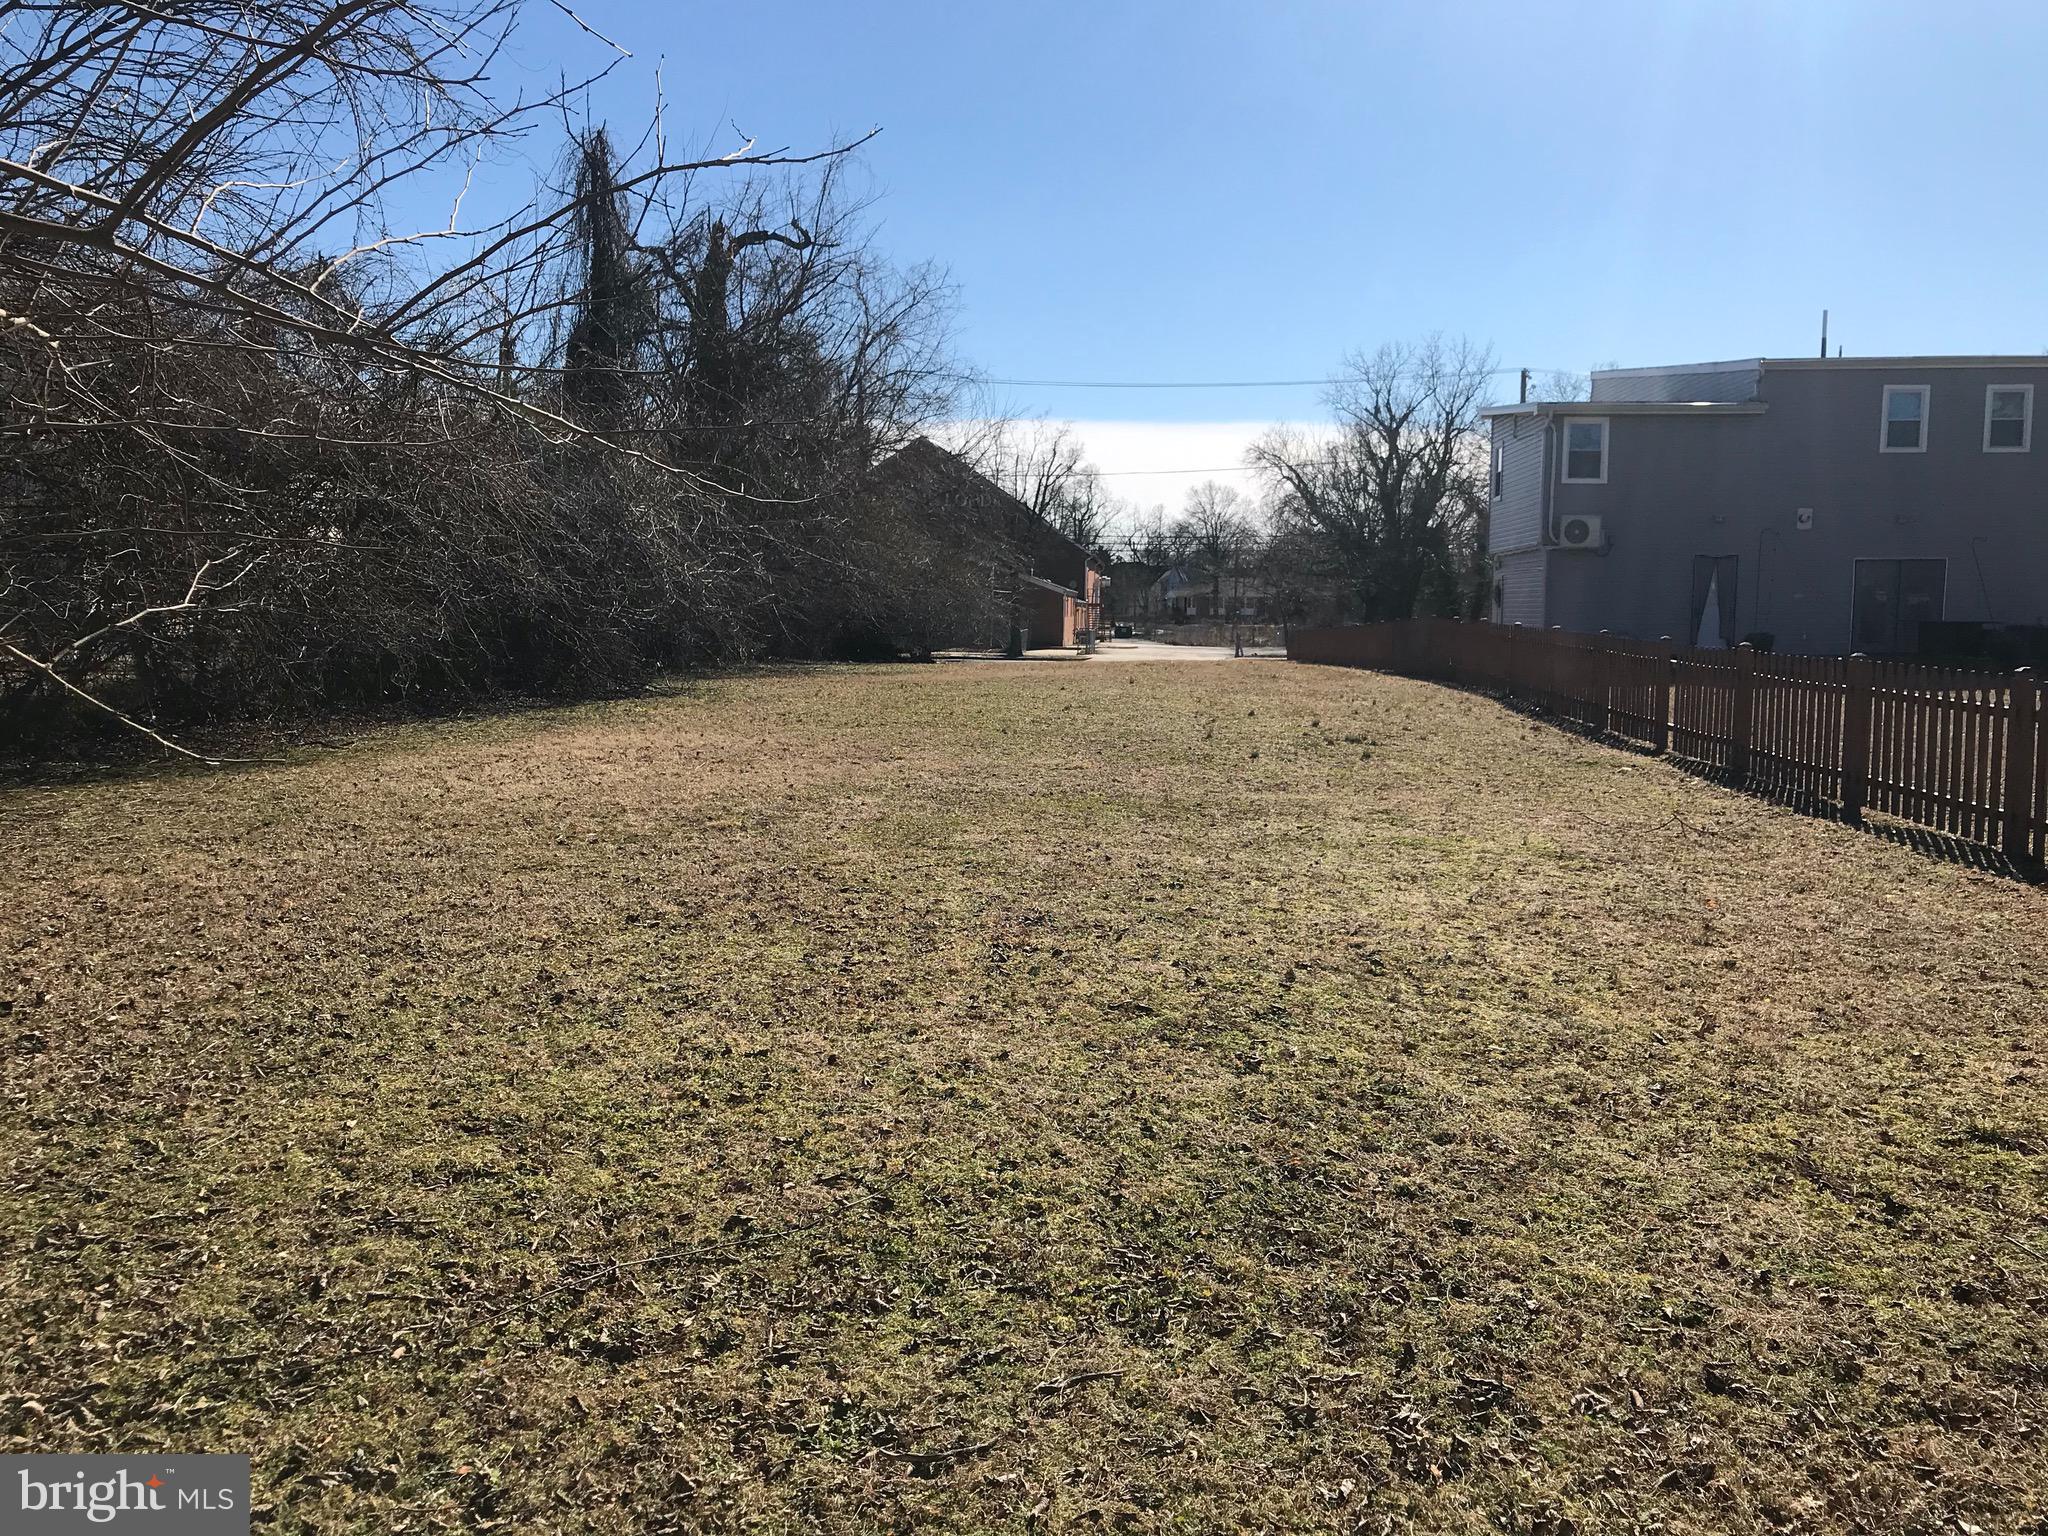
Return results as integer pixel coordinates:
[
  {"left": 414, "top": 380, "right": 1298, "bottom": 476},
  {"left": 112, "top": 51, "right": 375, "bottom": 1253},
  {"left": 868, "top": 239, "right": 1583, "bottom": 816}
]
[
  {"left": 863, "top": 437, "right": 1105, "bottom": 653},
  {"left": 1150, "top": 561, "right": 1277, "bottom": 624},
  {"left": 1107, "top": 559, "right": 1166, "bottom": 623},
  {"left": 1156, "top": 564, "right": 1211, "bottom": 621},
  {"left": 1484, "top": 356, "right": 2048, "bottom": 655}
]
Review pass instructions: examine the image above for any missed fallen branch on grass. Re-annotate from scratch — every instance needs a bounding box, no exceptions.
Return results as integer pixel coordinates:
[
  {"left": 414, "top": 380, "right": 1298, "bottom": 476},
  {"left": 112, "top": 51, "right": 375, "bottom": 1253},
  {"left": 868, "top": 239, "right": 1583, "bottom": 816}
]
[
  {"left": 1, "top": 641, "right": 282, "bottom": 767},
  {"left": 868, "top": 1438, "right": 998, "bottom": 1469},
  {"left": 1032, "top": 1369, "right": 1126, "bottom": 1395}
]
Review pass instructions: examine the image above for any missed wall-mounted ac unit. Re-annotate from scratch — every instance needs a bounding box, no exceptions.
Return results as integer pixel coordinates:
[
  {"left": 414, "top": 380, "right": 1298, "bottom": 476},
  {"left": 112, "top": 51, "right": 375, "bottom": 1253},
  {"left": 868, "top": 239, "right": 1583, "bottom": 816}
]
[{"left": 1558, "top": 514, "right": 1603, "bottom": 550}]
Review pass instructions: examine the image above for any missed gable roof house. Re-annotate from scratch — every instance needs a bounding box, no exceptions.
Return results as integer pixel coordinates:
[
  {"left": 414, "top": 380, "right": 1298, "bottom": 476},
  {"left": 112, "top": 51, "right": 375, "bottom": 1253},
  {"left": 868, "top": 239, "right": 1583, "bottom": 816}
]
[
  {"left": 1484, "top": 357, "right": 2048, "bottom": 655},
  {"left": 1150, "top": 562, "right": 1279, "bottom": 623},
  {"left": 860, "top": 437, "right": 1105, "bottom": 654},
  {"left": 1156, "top": 564, "right": 1212, "bottom": 620}
]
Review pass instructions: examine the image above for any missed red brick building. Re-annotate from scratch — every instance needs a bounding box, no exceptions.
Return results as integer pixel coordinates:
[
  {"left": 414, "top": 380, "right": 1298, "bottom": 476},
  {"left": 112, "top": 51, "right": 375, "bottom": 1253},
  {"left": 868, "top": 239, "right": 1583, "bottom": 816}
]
[{"left": 865, "top": 438, "right": 1106, "bottom": 653}]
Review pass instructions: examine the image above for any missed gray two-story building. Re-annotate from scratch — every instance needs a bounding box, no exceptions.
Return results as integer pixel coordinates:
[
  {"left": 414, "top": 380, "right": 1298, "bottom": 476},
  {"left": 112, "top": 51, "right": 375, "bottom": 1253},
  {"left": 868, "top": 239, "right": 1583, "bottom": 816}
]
[{"left": 1483, "top": 356, "right": 2048, "bottom": 655}]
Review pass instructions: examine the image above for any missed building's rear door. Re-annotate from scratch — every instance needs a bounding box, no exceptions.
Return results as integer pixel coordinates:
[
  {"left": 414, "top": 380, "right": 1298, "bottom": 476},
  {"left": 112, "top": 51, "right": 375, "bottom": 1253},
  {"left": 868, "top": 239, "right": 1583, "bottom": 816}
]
[
  {"left": 1689, "top": 554, "right": 1738, "bottom": 648},
  {"left": 1851, "top": 559, "right": 1946, "bottom": 654}
]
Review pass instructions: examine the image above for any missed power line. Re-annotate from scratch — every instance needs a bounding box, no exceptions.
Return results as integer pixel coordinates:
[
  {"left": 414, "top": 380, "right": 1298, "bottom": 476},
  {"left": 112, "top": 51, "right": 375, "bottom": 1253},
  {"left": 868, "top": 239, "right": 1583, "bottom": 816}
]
[
  {"left": 1068, "top": 462, "right": 1273, "bottom": 477},
  {"left": 978, "top": 366, "right": 1575, "bottom": 390},
  {"left": 992, "top": 454, "right": 1350, "bottom": 478},
  {"left": 985, "top": 377, "right": 1334, "bottom": 389}
]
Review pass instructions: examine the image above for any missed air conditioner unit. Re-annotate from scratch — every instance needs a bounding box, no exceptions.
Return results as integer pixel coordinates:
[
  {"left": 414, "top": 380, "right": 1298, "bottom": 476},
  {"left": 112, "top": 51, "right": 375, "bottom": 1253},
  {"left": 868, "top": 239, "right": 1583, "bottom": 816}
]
[{"left": 1558, "top": 514, "right": 1604, "bottom": 550}]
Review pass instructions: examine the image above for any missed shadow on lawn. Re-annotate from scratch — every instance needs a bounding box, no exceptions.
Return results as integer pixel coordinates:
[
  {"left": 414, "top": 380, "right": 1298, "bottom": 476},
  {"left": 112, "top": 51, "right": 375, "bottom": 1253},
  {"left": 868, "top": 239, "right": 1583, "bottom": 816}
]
[
  {"left": 0, "top": 668, "right": 770, "bottom": 792},
  {"left": 1482, "top": 687, "right": 2045, "bottom": 886}
]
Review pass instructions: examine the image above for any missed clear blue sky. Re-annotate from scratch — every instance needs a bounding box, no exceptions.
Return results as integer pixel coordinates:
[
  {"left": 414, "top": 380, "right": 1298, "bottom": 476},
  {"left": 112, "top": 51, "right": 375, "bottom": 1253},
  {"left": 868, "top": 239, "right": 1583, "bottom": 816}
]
[{"left": 499, "top": 0, "right": 2048, "bottom": 426}]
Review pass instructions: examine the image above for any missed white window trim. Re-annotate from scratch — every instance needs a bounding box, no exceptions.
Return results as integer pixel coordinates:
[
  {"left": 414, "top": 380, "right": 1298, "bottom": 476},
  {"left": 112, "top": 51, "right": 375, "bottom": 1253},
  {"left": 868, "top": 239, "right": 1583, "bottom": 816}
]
[
  {"left": 1879, "top": 384, "right": 1930, "bottom": 453},
  {"left": 1559, "top": 416, "right": 1608, "bottom": 484},
  {"left": 1983, "top": 383, "right": 2033, "bottom": 453}
]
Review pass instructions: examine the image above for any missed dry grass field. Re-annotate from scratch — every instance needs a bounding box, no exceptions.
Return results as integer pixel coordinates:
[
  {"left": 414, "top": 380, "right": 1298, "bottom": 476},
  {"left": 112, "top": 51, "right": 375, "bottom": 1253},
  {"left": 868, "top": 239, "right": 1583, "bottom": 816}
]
[{"left": 3, "top": 659, "right": 2044, "bottom": 1534}]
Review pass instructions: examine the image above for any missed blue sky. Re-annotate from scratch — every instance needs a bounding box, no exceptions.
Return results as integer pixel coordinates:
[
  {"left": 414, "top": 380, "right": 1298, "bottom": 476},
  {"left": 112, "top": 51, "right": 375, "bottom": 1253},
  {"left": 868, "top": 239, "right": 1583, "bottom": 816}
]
[{"left": 487, "top": 0, "right": 2048, "bottom": 504}]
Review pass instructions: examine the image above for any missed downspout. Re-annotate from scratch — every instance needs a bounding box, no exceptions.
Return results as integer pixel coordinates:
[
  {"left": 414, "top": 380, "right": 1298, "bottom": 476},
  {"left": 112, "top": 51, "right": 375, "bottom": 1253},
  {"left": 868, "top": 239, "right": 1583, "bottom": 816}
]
[
  {"left": 1540, "top": 411, "right": 1559, "bottom": 633},
  {"left": 1540, "top": 411, "right": 1557, "bottom": 546}
]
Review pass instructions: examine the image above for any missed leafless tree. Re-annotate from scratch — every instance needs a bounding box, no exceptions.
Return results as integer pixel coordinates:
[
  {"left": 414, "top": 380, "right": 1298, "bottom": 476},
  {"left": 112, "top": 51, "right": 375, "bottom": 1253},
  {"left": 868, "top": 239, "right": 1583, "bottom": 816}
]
[
  {"left": 0, "top": 0, "right": 951, "bottom": 753},
  {"left": 1252, "top": 517, "right": 1348, "bottom": 626},
  {"left": 1175, "top": 481, "right": 1251, "bottom": 613},
  {"left": 999, "top": 422, "right": 1084, "bottom": 520},
  {"left": 1534, "top": 369, "right": 1589, "bottom": 402},
  {"left": 1249, "top": 335, "right": 1495, "bottom": 621},
  {"left": 979, "top": 420, "right": 1122, "bottom": 550},
  {"left": 1057, "top": 476, "right": 1125, "bottom": 556},
  {"left": 1123, "top": 505, "right": 1186, "bottom": 569}
]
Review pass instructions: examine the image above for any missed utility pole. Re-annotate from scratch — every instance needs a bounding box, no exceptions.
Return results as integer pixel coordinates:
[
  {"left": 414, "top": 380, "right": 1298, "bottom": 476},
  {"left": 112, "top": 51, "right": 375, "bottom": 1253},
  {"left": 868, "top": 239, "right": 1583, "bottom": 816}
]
[
  {"left": 1231, "top": 545, "right": 1245, "bottom": 656},
  {"left": 1519, "top": 367, "right": 1530, "bottom": 404}
]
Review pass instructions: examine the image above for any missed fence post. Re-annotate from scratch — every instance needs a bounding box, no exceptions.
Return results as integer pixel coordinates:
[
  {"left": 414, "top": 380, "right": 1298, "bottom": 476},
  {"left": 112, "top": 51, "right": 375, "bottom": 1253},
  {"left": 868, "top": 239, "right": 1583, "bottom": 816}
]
[
  {"left": 1653, "top": 637, "right": 1674, "bottom": 755},
  {"left": 2004, "top": 667, "right": 2038, "bottom": 861},
  {"left": 1729, "top": 642, "right": 1756, "bottom": 781},
  {"left": 1594, "top": 631, "right": 1612, "bottom": 737},
  {"left": 1841, "top": 653, "right": 1874, "bottom": 824}
]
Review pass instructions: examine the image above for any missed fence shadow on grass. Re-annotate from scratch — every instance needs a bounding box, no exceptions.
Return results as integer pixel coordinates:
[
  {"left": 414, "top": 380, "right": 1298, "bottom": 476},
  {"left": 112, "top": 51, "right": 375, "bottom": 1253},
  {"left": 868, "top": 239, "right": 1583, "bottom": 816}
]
[
  {"left": 1857, "top": 817, "right": 2039, "bottom": 881},
  {"left": 1661, "top": 749, "right": 2038, "bottom": 880},
  {"left": 1409, "top": 674, "right": 2042, "bottom": 887},
  {"left": 1293, "top": 619, "right": 2048, "bottom": 883},
  {"left": 1491, "top": 691, "right": 1666, "bottom": 758}
]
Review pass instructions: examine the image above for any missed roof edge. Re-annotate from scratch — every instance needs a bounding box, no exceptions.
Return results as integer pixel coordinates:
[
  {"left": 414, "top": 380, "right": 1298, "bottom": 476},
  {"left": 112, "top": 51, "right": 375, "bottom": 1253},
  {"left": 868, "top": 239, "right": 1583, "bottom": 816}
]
[
  {"left": 873, "top": 436, "right": 1092, "bottom": 559},
  {"left": 1017, "top": 572, "right": 1079, "bottom": 598},
  {"left": 1481, "top": 401, "right": 1768, "bottom": 418},
  {"left": 1762, "top": 355, "right": 2048, "bottom": 370},
  {"left": 1591, "top": 358, "right": 1763, "bottom": 378}
]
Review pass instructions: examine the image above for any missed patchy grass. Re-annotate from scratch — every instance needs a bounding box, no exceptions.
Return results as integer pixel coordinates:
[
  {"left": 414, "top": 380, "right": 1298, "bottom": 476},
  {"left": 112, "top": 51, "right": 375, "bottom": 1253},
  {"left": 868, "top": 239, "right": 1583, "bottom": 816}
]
[{"left": 3, "top": 660, "right": 2044, "bottom": 1534}]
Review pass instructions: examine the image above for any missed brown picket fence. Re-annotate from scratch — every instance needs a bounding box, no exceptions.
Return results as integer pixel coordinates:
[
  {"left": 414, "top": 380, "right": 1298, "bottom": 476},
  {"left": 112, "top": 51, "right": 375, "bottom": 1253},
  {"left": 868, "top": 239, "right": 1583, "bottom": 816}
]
[{"left": 1288, "top": 620, "right": 2046, "bottom": 865}]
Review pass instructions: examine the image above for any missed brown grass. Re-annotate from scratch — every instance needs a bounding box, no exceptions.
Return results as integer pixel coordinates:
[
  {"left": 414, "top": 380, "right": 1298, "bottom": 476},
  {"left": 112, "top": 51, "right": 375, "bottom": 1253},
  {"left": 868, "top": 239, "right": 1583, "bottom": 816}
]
[{"left": 2, "top": 659, "right": 2044, "bottom": 1534}]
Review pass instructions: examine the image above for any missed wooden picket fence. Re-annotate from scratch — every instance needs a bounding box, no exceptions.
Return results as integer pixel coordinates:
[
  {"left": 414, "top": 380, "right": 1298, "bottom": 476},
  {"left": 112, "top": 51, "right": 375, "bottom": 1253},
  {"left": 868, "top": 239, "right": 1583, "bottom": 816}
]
[{"left": 1288, "top": 619, "right": 2047, "bottom": 865}]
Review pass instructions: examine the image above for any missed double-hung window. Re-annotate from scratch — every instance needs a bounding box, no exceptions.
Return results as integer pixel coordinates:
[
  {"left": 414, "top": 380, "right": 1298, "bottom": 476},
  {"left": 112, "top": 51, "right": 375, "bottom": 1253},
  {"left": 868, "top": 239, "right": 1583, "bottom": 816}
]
[
  {"left": 1880, "top": 384, "right": 1929, "bottom": 452},
  {"left": 1490, "top": 441, "right": 1503, "bottom": 498},
  {"left": 1984, "top": 384, "right": 2032, "bottom": 452},
  {"left": 1560, "top": 417, "right": 1607, "bottom": 483}
]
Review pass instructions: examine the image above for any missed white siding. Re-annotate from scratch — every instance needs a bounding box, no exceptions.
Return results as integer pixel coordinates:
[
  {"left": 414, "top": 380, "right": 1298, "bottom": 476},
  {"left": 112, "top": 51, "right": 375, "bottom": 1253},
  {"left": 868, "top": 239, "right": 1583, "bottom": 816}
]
[
  {"left": 1495, "top": 550, "right": 1546, "bottom": 627},
  {"left": 1592, "top": 364, "right": 1762, "bottom": 403},
  {"left": 1489, "top": 415, "right": 1547, "bottom": 553}
]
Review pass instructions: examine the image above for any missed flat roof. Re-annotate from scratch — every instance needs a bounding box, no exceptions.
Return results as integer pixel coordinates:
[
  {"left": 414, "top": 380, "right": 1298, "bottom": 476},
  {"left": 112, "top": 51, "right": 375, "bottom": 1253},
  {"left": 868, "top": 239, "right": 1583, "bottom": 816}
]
[
  {"left": 1481, "top": 401, "right": 1768, "bottom": 419},
  {"left": 1762, "top": 355, "right": 2048, "bottom": 370},
  {"left": 1591, "top": 355, "right": 2048, "bottom": 377},
  {"left": 1592, "top": 358, "right": 1761, "bottom": 378}
]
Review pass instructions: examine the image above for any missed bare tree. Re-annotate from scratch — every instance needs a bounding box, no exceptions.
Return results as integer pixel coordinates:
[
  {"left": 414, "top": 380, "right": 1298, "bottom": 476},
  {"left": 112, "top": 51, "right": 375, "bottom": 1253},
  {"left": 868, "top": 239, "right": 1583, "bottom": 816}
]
[
  {"left": 1002, "top": 422, "right": 1085, "bottom": 522},
  {"left": 1175, "top": 482, "right": 1252, "bottom": 614},
  {"left": 980, "top": 419, "right": 1119, "bottom": 549},
  {"left": 1055, "top": 475, "right": 1123, "bottom": 555},
  {"left": 0, "top": 1, "right": 948, "bottom": 751},
  {"left": 1249, "top": 335, "right": 1495, "bottom": 621},
  {"left": 1534, "top": 369, "right": 1590, "bottom": 402},
  {"left": 1125, "top": 505, "right": 1189, "bottom": 571}
]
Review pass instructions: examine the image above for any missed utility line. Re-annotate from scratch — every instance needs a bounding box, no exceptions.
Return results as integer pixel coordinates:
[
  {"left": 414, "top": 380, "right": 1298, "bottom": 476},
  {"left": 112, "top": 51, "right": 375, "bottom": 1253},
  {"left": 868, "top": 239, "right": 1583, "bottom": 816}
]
[
  {"left": 978, "top": 366, "right": 1574, "bottom": 389},
  {"left": 1065, "top": 462, "right": 1276, "bottom": 476},
  {"left": 984, "top": 377, "right": 1334, "bottom": 389},
  {"left": 994, "top": 455, "right": 1350, "bottom": 478}
]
